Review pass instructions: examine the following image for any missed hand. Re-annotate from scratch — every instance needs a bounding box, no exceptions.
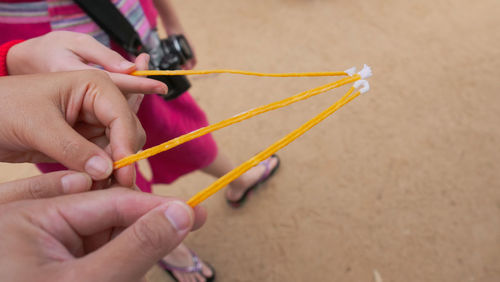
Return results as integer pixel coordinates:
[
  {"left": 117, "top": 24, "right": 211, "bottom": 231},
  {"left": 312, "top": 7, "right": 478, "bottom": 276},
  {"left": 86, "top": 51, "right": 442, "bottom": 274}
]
[
  {"left": 6, "top": 31, "right": 168, "bottom": 95},
  {"left": 0, "top": 70, "right": 146, "bottom": 187},
  {"left": 0, "top": 188, "right": 207, "bottom": 282},
  {"left": 180, "top": 35, "right": 197, "bottom": 70},
  {"left": 0, "top": 170, "right": 92, "bottom": 204}
]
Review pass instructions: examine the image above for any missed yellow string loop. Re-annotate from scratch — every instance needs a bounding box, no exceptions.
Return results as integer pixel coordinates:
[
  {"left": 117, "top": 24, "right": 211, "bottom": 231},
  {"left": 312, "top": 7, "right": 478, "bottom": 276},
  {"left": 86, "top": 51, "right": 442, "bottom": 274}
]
[
  {"left": 114, "top": 68, "right": 370, "bottom": 206},
  {"left": 132, "top": 69, "right": 347, "bottom": 77},
  {"left": 187, "top": 87, "right": 359, "bottom": 207},
  {"left": 114, "top": 73, "right": 360, "bottom": 169}
]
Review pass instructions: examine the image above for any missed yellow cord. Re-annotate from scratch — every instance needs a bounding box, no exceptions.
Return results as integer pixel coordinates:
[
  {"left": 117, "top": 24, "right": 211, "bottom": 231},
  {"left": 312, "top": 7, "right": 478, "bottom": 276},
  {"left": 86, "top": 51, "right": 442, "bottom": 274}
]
[
  {"left": 187, "top": 87, "right": 360, "bottom": 207},
  {"left": 132, "top": 69, "right": 347, "bottom": 77},
  {"left": 113, "top": 68, "right": 370, "bottom": 206},
  {"left": 114, "top": 74, "right": 360, "bottom": 169}
]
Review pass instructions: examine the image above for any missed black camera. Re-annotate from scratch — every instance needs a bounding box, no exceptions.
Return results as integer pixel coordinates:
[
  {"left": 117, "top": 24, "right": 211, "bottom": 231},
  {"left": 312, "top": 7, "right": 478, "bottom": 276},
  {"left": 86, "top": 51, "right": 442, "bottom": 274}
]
[
  {"left": 148, "top": 34, "right": 193, "bottom": 100},
  {"left": 71, "top": 0, "right": 192, "bottom": 100}
]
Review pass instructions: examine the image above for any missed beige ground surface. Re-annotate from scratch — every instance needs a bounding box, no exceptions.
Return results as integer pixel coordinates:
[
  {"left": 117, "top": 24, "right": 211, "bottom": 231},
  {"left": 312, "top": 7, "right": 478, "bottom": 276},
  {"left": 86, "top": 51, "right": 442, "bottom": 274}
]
[{"left": 1, "top": 0, "right": 499, "bottom": 281}]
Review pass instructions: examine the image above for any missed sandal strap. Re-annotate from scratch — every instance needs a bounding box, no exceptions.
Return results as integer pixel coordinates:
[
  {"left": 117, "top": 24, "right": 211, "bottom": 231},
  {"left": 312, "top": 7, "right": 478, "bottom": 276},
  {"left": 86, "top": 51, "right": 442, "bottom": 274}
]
[
  {"left": 257, "top": 155, "right": 275, "bottom": 183},
  {"left": 158, "top": 249, "right": 203, "bottom": 273}
]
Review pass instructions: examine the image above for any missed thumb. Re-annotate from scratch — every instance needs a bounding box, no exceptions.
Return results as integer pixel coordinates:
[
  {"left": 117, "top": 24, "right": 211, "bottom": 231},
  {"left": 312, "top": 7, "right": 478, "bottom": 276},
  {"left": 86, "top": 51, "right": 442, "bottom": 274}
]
[
  {"left": 0, "top": 171, "right": 92, "bottom": 204},
  {"left": 30, "top": 115, "right": 114, "bottom": 181},
  {"left": 80, "top": 201, "right": 194, "bottom": 282}
]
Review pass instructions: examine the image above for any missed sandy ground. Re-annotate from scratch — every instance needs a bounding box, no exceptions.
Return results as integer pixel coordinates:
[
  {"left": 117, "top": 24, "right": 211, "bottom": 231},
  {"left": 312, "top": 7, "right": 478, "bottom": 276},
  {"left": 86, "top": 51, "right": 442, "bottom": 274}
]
[{"left": 1, "top": 0, "right": 499, "bottom": 281}]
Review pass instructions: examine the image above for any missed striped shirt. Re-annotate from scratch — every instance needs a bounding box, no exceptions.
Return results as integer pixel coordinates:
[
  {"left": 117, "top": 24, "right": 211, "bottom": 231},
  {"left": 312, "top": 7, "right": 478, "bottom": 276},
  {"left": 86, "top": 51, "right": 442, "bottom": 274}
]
[{"left": 0, "top": 0, "right": 159, "bottom": 49}]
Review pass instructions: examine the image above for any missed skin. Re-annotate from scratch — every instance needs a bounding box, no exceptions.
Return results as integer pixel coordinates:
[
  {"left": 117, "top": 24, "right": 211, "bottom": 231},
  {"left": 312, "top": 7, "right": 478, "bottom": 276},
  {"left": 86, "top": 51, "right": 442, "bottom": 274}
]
[
  {"left": 0, "top": 71, "right": 146, "bottom": 188},
  {"left": 154, "top": 0, "right": 198, "bottom": 70},
  {"left": 0, "top": 69, "right": 206, "bottom": 281},
  {"left": 6, "top": 31, "right": 168, "bottom": 95},
  {"left": 0, "top": 188, "right": 206, "bottom": 282}
]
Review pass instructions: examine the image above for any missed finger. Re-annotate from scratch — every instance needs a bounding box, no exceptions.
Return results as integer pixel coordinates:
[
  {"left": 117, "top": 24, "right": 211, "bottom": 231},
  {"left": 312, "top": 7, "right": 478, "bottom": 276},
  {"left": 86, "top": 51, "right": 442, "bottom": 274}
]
[
  {"left": 183, "top": 59, "right": 196, "bottom": 70},
  {"left": 81, "top": 200, "right": 194, "bottom": 282},
  {"left": 108, "top": 73, "right": 168, "bottom": 95},
  {"left": 0, "top": 171, "right": 91, "bottom": 204},
  {"left": 75, "top": 71, "right": 145, "bottom": 186},
  {"left": 192, "top": 205, "right": 207, "bottom": 231},
  {"left": 41, "top": 189, "right": 204, "bottom": 261},
  {"left": 62, "top": 53, "right": 167, "bottom": 95},
  {"left": 31, "top": 189, "right": 206, "bottom": 264},
  {"left": 68, "top": 33, "right": 137, "bottom": 74},
  {"left": 49, "top": 188, "right": 205, "bottom": 237},
  {"left": 134, "top": 53, "right": 150, "bottom": 70},
  {"left": 127, "top": 94, "right": 144, "bottom": 114},
  {"left": 31, "top": 114, "right": 114, "bottom": 181},
  {"left": 125, "top": 53, "right": 148, "bottom": 113},
  {"left": 108, "top": 114, "right": 143, "bottom": 188}
]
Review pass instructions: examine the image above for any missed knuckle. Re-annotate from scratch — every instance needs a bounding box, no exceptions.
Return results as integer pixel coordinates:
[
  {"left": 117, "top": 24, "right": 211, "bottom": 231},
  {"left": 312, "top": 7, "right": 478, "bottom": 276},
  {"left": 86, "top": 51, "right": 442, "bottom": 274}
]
[
  {"left": 60, "top": 139, "right": 82, "bottom": 160},
  {"left": 130, "top": 217, "right": 165, "bottom": 254},
  {"left": 45, "top": 31, "right": 67, "bottom": 40},
  {"left": 109, "top": 49, "right": 123, "bottom": 59},
  {"left": 79, "top": 70, "right": 110, "bottom": 88},
  {"left": 85, "top": 68, "right": 108, "bottom": 79},
  {"left": 27, "top": 178, "right": 49, "bottom": 199},
  {"left": 73, "top": 33, "right": 93, "bottom": 44}
]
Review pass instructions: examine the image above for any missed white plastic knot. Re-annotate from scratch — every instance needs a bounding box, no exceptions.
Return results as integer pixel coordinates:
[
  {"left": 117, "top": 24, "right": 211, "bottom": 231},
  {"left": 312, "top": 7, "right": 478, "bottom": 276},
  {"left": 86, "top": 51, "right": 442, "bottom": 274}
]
[
  {"left": 353, "top": 80, "right": 370, "bottom": 94},
  {"left": 357, "top": 64, "right": 372, "bottom": 79},
  {"left": 344, "top": 67, "right": 357, "bottom": 76}
]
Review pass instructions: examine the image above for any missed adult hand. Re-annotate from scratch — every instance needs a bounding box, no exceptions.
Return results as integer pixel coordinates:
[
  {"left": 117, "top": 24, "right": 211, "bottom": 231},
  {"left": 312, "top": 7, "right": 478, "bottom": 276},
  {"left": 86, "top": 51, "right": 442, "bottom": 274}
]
[
  {"left": 0, "top": 188, "right": 207, "bottom": 282},
  {"left": 6, "top": 31, "right": 168, "bottom": 95},
  {"left": 0, "top": 170, "right": 92, "bottom": 204},
  {"left": 0, "top": 70, "right": 146, "bottom": 187}
]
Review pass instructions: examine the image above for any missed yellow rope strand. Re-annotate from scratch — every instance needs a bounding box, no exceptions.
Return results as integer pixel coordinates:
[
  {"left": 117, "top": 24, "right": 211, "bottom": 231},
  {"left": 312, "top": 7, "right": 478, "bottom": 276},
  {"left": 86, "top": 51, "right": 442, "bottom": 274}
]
[
  {"left": 114, "top": 74, "right": 360, "bottom": 169},
  {"left": 132, "top": 69, "right": 347, "bottom": 77},
  {"left": 187, "top": 87, "right": 360, "bottom": 207},
  {"left": 112, "top": 67, "right": 371, "bottom": 206}
]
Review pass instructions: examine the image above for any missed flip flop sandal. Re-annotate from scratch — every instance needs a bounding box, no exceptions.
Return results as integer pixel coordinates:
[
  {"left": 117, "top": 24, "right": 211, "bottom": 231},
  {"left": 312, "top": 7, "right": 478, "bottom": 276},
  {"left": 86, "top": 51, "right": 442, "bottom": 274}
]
[
  {"left": 226, "top": 154, "right": 281, "bottom": 208},
  {"left": 158, "top": 249, "right": 216, "bottom": 282}
]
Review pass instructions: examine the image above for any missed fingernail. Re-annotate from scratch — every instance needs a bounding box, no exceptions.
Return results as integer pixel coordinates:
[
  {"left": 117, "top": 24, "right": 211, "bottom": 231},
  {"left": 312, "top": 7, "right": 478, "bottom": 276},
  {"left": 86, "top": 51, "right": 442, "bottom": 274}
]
[
  {"left": 155, "top": 85, "right": 168, "bottom": 95},
  {"left": 164, "top": 201, "right": 192, "bottom": 232},
  {"left": 120, "top": 61, "right": 135, "bottom": 70},
  {"left": 61, "top": 173, "right": 91, "bottom": 194},
  {"left": 85, "top": 156, "right": 112, "bottom": 179}
]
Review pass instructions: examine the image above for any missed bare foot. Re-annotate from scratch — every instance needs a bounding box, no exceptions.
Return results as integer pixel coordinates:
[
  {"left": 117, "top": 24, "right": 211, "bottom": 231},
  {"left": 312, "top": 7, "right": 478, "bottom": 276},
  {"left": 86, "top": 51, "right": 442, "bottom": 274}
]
[
  {"left": 161, "top": 243, "right": 214, "bottom": 282},
  {"left": 225, "top": 155, "right": 280, "bottom": 203}
]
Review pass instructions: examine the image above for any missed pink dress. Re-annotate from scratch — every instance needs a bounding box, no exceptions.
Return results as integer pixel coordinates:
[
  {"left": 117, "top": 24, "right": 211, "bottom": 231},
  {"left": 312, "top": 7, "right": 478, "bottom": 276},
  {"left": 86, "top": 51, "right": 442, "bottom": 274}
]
[{"left": 0, "top": 0, "right": 218, "bottom": 192}]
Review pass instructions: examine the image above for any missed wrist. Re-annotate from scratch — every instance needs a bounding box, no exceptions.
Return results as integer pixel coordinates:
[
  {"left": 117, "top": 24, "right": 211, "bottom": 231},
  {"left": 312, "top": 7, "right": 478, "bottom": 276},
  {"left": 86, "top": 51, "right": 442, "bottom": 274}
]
[
  {"left": 162, "top": 22, "right": 184, "bottom": 36},
  {"left": 0, "top": 40, "right": 24, "bottom": 76}
]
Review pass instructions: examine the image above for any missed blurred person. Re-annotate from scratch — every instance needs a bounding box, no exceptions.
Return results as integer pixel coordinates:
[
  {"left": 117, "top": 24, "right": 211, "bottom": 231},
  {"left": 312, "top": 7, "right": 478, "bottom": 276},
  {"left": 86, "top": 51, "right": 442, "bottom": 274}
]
[{"left": 0, "top": 1, "right": 280, "bottom": 281}]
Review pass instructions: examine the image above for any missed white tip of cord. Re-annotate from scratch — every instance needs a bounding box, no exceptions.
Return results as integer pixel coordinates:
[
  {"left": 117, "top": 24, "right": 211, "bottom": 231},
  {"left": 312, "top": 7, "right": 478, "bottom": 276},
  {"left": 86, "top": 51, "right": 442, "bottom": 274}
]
[
  {"left": 353, "top": 79, "right": 370, "bottom": 94},
  {"left": 344, "top": 67, "right": 356, "bottom": 76},
  {"left": 357, "top": 64, "right": 372, "bottom": 79}
]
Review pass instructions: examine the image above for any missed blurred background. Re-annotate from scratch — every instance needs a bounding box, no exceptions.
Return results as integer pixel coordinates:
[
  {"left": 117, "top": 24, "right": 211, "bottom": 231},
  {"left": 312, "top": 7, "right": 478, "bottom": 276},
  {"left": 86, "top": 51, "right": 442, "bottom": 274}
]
[{"left": 1, "top": 0, "right": 499, "bottom": 281}]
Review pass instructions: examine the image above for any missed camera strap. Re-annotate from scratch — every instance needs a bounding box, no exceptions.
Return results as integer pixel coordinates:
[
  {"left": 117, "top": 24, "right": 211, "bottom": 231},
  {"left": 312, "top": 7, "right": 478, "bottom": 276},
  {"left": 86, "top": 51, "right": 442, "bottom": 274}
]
[{"left": 73, "top": 0, "right": 144, "bottom": 55}]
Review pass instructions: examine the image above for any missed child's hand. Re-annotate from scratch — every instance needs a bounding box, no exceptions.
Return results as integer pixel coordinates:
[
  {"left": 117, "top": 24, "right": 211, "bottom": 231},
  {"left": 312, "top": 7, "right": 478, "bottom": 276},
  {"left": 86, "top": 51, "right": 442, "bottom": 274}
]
[
  {"left": 155, "top": 0, "right": 197, "bottom": 69},
  {"left": 180, "top": 35, "right": 197, "bottom": 70},
  {"left": 6, "top": 31, "right": 168, "bottom": 95},
  {"left": 0, "top": 70, "right": 146, "bottom": 188}
]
